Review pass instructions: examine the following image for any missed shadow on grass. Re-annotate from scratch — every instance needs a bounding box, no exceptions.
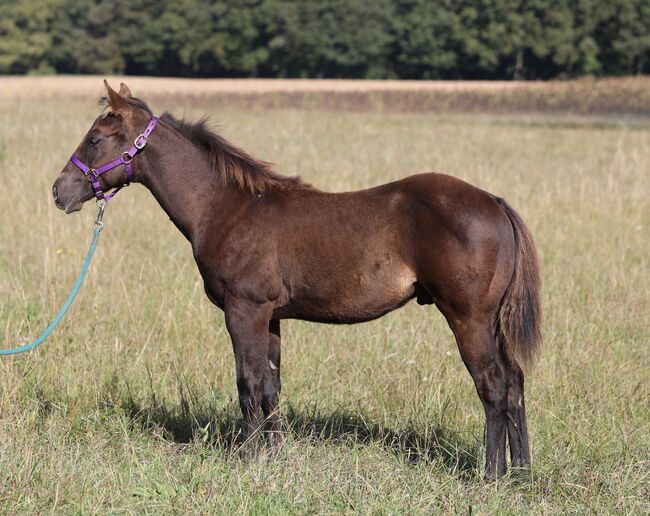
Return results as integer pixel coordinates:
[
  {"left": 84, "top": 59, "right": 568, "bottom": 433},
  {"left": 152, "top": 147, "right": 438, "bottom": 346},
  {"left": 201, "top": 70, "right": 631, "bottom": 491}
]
[
  {"left": 283, "top": 405, "right": 480, "bottom": 475},
  {"left": 115, "top": 381, "right": 479, "bottom": 476}
]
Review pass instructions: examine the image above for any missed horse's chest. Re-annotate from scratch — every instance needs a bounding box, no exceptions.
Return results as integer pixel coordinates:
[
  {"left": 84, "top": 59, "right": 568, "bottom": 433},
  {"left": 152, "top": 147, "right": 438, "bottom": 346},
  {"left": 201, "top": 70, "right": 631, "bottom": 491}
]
[{"left": 199, "top": 272, "right": 226, "bottom": 308}]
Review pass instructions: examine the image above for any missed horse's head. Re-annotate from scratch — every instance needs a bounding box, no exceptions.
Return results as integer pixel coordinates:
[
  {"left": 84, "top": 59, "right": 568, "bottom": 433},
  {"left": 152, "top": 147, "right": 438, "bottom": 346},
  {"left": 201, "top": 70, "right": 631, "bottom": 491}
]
[{"left": 52, "top": 80, "right": 151, "bottom": 213}]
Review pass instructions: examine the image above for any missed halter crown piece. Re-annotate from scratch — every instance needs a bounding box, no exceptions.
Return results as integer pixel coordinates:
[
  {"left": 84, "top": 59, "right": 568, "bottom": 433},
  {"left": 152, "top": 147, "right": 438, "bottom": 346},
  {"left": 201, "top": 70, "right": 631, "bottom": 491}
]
[{"left": 70, "top": 116, "right": 159, "bottom": 203}]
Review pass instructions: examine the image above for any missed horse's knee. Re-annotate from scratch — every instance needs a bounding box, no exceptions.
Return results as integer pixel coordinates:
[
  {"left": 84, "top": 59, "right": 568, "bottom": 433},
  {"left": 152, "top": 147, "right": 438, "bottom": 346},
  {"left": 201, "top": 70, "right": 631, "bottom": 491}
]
[
  {"left": 237, "top": 375, "right": 263, "bottom": 412},
  {"left": 474, "top": 360, "right": 509, "bottom": 412}
]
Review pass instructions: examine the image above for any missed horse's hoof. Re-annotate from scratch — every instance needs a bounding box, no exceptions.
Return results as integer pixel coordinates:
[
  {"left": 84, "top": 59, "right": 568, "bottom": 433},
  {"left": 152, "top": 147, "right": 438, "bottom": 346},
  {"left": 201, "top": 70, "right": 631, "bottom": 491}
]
[
  {"left": 483, "top": 466, "right": 507, "bottom": 481},
  {"left": 509, "top": 465, "right": 532, "bottom": 482},
  {"left": 238, "top": 439, "right": 263, "bottom": 461},
  {"left": 266, "top": 430, "right": 287, "bottom": 457}
]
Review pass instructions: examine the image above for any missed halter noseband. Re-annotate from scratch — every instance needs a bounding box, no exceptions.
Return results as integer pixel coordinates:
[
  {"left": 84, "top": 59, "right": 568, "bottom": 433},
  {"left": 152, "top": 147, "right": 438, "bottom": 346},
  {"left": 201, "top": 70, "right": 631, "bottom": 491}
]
[{"left": 70, "top": 116, "right": 159, "bottom": 203}]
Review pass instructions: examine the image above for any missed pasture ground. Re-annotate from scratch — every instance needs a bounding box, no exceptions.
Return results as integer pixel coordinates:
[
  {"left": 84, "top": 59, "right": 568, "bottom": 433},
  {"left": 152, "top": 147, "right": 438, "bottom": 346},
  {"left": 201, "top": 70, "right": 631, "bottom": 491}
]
[{"left": 0, "top": 78, "right": 648, "bottom": 513}]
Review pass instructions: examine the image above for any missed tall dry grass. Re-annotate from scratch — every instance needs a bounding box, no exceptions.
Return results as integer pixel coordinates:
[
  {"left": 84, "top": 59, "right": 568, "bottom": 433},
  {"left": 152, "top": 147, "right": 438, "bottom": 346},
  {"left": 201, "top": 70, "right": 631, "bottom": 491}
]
[
  {"left": 2, "top": 75, "right": 650, "bottom": 117},
  {"left": 0, "top": 79, "right": 647, "bottom": 513}
]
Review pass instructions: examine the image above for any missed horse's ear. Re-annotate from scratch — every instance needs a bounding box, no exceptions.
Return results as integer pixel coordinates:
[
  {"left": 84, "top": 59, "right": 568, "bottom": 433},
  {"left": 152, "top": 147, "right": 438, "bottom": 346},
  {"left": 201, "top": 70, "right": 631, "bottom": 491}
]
[
  {"left": 118, "top": 82, "right": 132, "bottom": 98},
  {"left": 104, "top": 79, "right": 129, "bottom": 113}
]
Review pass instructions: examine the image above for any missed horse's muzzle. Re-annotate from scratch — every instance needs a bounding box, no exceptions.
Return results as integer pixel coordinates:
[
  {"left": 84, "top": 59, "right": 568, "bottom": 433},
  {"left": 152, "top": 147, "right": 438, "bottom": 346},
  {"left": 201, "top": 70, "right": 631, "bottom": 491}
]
[{"left": 52, "top": 174, "right": 85, "bottom": 213}]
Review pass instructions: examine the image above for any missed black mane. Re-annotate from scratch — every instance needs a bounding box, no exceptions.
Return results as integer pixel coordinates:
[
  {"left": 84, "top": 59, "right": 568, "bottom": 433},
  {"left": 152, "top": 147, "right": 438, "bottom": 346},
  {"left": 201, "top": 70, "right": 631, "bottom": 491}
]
[
  {"left": 161, "top": 113, "right": 305, "bottom": 194},
  {"left": 100, "top": 94, "right": 304, "bottom": 194}
]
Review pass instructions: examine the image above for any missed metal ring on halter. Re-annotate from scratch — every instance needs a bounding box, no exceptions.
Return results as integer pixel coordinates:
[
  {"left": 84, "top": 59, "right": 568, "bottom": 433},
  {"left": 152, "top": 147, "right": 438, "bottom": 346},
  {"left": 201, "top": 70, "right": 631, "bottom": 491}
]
[
  {"left": 134, "top": 134, "right": 147, "bottom": 149},
  {"left": 121, "top": 152, "right": 132, "bottom": 164}
]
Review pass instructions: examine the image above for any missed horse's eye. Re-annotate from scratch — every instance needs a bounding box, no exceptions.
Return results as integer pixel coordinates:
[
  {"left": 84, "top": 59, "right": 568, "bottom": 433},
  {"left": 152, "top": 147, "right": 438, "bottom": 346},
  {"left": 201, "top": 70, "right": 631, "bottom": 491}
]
[{"left": 88, "top": 135, "right": 101, "bottom": 146}]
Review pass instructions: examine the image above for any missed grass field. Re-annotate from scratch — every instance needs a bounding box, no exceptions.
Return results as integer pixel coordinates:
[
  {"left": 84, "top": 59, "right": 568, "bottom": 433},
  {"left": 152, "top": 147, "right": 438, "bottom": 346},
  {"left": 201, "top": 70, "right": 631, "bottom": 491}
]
[
  {"left": 3, "top": 75, "right": 650, "bottom": 117},
  {"left": 0, "top": 78, "right": 648, "bottom": 513}
]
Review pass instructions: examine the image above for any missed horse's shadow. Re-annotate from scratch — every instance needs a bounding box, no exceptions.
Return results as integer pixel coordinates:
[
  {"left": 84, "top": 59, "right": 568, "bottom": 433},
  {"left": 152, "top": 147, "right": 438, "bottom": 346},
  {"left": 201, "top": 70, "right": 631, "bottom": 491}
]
[{"left": 117, "top": 384, "right": 480, "bottom": 476}]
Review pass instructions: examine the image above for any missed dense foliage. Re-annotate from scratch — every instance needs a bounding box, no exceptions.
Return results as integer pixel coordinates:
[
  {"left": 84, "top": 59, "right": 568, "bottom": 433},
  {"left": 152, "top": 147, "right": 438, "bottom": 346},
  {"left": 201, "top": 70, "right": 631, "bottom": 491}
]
[{"left": 0, "top": 0, "right": 648, "bottom": 79}]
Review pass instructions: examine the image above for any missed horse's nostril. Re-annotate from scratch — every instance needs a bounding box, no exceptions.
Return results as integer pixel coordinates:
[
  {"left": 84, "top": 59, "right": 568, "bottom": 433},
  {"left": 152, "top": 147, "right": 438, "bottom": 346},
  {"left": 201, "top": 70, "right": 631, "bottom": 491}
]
[{"left": 52, "top": 185, "right": 58, "bottom": 201}]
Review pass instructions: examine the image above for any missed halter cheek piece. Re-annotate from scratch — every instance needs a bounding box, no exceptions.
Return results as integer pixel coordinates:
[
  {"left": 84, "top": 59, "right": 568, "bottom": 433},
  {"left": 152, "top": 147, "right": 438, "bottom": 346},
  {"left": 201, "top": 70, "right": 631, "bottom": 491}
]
[{"left": 69, "top": 116, "right": 158, "bottom": 203}]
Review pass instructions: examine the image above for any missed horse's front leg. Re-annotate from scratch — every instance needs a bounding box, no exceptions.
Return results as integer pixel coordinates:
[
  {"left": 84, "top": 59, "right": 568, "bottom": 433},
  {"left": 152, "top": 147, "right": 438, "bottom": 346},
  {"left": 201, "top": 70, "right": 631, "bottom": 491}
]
[
  {"left": 224, "top": 292, "right": 274, "bottom": 454},
  {"left": 263, "top": 319, "right": 283, "bottom": 453}
]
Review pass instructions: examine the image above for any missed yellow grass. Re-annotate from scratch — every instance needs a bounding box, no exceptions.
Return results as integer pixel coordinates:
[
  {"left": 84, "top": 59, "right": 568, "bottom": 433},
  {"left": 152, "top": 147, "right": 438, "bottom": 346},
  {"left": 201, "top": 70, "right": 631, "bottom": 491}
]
[
  {"left": 0, "top": 78, "right": 647, "bottom": 513},
  {"left": 2, "top": 75, "right": 649, "bottom": 116}
]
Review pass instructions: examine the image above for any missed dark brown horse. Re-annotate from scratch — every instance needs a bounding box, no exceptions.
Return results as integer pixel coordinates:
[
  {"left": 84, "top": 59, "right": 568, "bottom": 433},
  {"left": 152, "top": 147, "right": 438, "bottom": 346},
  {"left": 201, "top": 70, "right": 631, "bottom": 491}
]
[{"left": 52, "top": 82, "right": 541, "bottom": 479}]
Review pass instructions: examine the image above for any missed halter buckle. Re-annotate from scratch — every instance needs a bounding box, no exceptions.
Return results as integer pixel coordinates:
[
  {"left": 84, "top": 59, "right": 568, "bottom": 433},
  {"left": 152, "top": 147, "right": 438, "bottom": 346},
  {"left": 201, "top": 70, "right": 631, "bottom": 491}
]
[{"left": 134, "top": 134, "right": 147, "bottom": 150}]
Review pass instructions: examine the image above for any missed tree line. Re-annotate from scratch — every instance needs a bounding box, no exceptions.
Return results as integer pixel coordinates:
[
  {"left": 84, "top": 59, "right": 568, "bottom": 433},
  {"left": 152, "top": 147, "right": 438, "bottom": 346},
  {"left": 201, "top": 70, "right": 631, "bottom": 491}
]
[{"left": 0, "top": 0, "right": 648, "bottom": 79}]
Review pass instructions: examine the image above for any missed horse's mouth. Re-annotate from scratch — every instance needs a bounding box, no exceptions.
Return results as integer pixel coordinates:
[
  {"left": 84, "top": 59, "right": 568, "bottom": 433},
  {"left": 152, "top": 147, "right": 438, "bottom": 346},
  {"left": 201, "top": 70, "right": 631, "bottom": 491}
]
[{"left": 62, "top": 197, "right": 83, "bottom": 214}]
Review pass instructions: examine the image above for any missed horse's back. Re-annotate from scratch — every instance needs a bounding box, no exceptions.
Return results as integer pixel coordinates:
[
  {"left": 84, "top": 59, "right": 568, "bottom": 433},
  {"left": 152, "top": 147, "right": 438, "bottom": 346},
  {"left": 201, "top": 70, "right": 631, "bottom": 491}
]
[{"left": 269, "top": 172, "right": 514, "bottom": 323}]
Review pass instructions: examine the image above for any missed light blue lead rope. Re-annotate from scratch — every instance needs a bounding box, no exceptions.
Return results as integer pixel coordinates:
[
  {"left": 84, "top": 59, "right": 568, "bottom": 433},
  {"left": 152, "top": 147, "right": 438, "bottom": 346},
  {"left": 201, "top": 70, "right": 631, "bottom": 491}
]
[{"left": 0, "top": 203, "right": 106, "bottom": 356}]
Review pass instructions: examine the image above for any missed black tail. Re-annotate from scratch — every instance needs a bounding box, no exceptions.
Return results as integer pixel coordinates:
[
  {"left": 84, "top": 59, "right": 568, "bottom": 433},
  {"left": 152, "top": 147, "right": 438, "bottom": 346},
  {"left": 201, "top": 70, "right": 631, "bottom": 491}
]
[{"left": 495, "top": 197, "right": 542, "bottom": 370}]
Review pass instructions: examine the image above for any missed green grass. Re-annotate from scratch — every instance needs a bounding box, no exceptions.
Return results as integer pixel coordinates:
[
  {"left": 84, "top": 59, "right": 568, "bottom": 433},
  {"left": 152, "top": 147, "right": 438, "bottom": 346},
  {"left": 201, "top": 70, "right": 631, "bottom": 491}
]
[{"left": 0, "top": 89, "right": 648, "bottom": 514}]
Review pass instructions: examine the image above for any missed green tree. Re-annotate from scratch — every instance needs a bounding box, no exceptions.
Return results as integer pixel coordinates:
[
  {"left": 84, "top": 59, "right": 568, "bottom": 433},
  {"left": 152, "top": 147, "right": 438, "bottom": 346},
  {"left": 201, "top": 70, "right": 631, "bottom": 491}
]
[
  {"left": 280, "top": 0, "right": 395, "bottom": 78},
  {"left": 390, "top": 0, "right": 460, "bottom": 79},
  {"left": 593, "top": 0, "right": 650, "bottom": 75},
  {"left": 0, "top": 0, "right": 648, "bottom": 79},
  {"left": 0, "top": 0, "right": 61, "bottom": 74}
]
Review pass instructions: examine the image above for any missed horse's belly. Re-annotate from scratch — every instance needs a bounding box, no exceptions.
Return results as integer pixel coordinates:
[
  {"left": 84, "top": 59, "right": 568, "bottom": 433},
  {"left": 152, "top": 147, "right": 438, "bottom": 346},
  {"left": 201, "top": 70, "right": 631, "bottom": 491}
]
[{"left": 282, "top": 264, "right": 417, "bottom": 323}]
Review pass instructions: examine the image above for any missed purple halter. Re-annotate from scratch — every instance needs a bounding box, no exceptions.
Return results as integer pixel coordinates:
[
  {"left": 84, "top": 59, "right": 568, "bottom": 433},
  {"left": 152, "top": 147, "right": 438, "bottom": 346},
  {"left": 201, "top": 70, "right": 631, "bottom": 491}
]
[{"left": 70, "top": 116, "right": 158, "bottom": 203}]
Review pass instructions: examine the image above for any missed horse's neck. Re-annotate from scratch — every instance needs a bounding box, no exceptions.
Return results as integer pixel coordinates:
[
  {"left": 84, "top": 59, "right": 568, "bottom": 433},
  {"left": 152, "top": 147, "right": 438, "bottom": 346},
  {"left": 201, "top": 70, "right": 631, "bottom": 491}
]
[{"left": 137, "top": 123, "right": 245, "bottom": 242}]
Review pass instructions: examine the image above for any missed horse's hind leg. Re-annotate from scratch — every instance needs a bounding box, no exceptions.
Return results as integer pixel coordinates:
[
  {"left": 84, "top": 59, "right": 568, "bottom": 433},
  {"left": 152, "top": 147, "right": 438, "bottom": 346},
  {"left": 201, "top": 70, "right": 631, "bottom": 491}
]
[
  {"left": 449, "top": 315, "right": 509, "bottom": 479},
  {"left": 506, "top": 361, "right": 531, "bottom": 469},
  {"left": 263, "top": 319, "right": 284, "bottom": 452}
]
